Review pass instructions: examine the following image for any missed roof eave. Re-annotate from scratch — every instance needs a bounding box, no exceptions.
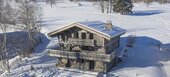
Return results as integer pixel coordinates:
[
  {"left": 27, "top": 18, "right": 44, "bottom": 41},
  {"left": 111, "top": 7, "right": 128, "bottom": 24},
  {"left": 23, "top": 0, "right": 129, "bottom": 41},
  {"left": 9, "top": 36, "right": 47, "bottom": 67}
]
[
  {"left": 110, "top": 31, "right": 126, "bottom": 39},
  {"left": 47, "top": 22, "right": 77, "bottom": 37}
]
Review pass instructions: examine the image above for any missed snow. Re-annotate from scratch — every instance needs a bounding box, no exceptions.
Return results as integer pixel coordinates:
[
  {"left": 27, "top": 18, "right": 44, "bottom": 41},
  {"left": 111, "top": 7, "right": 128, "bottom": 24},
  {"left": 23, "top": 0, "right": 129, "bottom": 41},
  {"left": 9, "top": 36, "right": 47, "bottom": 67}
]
[
  {"left": 78, "top": 21, "right": 126, "bottom": 38},
  {"left": 1, "top": 1, "right": 170, "bottom": 77}
]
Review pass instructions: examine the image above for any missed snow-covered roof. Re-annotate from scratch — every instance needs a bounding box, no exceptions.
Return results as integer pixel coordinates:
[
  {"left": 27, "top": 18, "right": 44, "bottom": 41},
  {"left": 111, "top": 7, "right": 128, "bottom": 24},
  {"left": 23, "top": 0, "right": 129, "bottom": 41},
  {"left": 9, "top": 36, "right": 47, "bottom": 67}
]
[
  {"left": 48, "top": 21, "right": 126, "bottom": 39},
  {"left": 78, "top": 21, "right": 126, "bottom": 38}
]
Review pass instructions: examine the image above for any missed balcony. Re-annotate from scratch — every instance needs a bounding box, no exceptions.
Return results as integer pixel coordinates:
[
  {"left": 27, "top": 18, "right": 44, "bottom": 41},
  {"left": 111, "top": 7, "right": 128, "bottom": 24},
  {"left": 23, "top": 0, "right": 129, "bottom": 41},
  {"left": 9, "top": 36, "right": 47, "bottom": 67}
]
[
  {"left": 68, "top": 38, "right": 95, "bottom": 46},
  {"left": 47, "top": 49, "right": 115, "bottom": 62}
]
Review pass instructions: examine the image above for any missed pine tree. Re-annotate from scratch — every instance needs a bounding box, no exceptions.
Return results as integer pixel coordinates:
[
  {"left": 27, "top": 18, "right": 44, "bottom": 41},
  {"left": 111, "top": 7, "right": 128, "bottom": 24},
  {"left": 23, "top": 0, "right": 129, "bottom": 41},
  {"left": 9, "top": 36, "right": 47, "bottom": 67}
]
[{"left": 112, "top": 0, "right": 133, "bottom": 15}]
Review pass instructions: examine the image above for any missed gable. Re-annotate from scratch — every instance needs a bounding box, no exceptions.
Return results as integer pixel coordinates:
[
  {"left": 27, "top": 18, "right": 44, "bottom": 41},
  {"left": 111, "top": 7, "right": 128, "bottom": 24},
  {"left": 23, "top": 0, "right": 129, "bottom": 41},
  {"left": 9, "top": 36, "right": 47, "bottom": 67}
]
[{"left": 78, "top": 21, "right": 126, "bottom": 39}]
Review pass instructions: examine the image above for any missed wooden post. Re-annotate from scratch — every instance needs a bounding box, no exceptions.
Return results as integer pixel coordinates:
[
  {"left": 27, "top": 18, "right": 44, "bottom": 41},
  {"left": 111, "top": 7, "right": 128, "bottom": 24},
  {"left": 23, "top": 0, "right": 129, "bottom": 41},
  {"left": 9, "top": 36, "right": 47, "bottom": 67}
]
[
  {"left": 102, "top": 38, "right": 105, "bottom": 46},
  {"left": 79, "top": 32, "right": 82, "bottom": 39},
  {"left": 65, "top": 36, "right": 67, "bottom": 42},
  {"left": 71, "top": 33, "right": 74, "bottom": 38},
  {"left": 118, "top": 37, "right": 120, "bottom": 47},
  {"left": 59, "top": 35, "right": 61, "bottom": 42},
  {"left": 103, "top": 62, "right": 106, "bottom": 73}
]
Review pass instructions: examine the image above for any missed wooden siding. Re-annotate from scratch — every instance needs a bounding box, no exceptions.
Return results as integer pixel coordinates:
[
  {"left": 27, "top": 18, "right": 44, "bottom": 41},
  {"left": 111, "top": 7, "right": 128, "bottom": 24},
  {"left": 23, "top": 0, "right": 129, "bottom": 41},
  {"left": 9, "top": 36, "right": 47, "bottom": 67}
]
[{"left": 68, "top": 38, "right": 95, "bottom": 46}]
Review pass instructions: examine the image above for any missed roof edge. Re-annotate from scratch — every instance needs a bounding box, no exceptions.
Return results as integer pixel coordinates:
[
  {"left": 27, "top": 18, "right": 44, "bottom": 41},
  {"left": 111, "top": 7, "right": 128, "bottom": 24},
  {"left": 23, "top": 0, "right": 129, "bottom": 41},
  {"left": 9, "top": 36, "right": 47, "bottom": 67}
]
[{"left": 48, "top": 22, "right": 126, "bottom": 40}]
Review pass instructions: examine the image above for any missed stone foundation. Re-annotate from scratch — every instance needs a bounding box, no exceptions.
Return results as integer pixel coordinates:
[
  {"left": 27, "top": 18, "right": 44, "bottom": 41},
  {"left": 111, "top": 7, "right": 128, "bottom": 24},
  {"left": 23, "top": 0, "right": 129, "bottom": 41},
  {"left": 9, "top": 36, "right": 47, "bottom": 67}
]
[{"left": 56, "top": 57, "right": 118, "bottom": 73}]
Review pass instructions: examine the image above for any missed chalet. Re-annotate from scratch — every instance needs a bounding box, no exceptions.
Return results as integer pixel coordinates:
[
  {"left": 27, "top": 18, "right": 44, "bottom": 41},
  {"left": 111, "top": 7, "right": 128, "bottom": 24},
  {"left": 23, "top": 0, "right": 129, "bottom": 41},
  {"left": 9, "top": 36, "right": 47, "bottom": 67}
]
[{"left": 47, "top": 21, "right": 126, "bottom": 73}]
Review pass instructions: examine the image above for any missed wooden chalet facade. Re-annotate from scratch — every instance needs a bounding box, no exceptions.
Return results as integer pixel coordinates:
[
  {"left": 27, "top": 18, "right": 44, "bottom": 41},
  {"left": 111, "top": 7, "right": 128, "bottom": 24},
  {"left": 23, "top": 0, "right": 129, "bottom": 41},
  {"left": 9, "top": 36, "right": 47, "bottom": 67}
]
[{"left": 47, "top": 21, "right": 126, "bottom": 73}]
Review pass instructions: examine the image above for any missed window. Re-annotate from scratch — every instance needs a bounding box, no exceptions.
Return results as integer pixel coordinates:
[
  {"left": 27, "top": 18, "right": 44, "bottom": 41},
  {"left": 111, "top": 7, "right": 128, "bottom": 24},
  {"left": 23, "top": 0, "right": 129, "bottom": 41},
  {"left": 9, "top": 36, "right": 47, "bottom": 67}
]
[
  {"left": 74, "top": 32, "right": 79, "bottom": 38},
  {"left": 82, "top": 33, "right": 86, "bottom": 39},
  {"left": 89, "top": 33, "right": 93, "bottom": 39}
]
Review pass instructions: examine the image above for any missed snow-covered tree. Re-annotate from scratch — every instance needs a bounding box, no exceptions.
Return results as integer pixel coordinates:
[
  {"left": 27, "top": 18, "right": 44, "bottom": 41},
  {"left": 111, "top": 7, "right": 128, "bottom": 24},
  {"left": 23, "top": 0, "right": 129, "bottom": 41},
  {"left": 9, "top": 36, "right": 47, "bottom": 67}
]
[
  {"left": 0, "top": 0, "right": 12, "bottom": 73},
  {"left": 112, "top": 0, "right": 133, "bottom": 15},
  {"left": 18, "top": 0, "right": 42, "bottom": 55}
]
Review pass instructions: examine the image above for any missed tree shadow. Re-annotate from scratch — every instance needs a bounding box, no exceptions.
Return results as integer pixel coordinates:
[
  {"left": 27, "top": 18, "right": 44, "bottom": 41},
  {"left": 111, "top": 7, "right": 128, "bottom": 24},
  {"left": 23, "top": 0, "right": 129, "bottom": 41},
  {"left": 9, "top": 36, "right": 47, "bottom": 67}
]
[
  {"left": 108, "top": 36, "right": 170, "bottom": 77},
  {"left": 0, "top": 31, "right": 50, "bottom": 59},
  {"left": 35, "top": 33, "right": 50, "bottom": 53},
  {"left": 130, "top": 10, "right": 164, "bottom": 16},
  {"left": 126, "top": 27, "right": 154, "bottom": 33}
]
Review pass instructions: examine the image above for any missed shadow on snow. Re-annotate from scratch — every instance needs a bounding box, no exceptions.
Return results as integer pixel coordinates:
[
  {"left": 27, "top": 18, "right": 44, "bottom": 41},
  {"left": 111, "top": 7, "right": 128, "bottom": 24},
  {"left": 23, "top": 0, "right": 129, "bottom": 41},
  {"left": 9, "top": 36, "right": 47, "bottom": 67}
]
[
  {"left": 0, "top": 31, "right": 50, "bottom": 59},
  {"left": 108, "top": 36, "right": 170, "bottom": 77},
  {"left": 130, "top": 10, "right": 164, "bottom": 16}
]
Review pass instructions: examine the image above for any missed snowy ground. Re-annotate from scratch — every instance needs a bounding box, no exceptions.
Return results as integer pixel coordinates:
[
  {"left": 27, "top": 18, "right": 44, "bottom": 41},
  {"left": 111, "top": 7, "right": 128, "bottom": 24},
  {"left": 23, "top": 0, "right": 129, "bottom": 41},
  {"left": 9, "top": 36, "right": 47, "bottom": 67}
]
[{"left": 1, "top": 2, "right": 170, "bottom": 77}]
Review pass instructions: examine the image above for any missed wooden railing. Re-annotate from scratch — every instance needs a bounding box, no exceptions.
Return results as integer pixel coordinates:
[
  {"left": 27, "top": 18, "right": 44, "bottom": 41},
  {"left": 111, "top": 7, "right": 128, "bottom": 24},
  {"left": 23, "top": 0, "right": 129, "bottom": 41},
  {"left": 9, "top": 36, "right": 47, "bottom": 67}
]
[
  {"left": 47, "top": 49, "right": 115, "bottom": 62},
  {"left": 68, "top": 38, "right": 94, "bottom": 46}
]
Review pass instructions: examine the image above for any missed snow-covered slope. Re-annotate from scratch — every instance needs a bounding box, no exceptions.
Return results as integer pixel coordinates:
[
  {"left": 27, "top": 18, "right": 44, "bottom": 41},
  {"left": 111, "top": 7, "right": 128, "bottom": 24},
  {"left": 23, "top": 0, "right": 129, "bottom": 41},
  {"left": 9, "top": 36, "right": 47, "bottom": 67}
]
[{"left": 1, "top": 2, "right": 170, "bottom": 77}]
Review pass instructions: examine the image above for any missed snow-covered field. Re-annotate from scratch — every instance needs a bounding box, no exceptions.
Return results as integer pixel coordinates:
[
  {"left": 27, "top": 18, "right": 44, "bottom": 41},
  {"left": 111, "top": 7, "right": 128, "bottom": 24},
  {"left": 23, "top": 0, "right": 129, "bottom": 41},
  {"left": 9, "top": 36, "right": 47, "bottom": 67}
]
[{"left": 1, "top": 2, "right": 170, "bottom": 77}]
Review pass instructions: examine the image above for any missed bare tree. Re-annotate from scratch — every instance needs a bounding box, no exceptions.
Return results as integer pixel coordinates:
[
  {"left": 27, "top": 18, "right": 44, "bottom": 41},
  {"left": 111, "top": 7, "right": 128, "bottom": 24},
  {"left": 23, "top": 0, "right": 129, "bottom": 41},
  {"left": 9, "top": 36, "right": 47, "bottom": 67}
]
[
  {"left": 105, "top": 0, "right": 113, "bottom": 13},
  {"left": 100, "top": 0, "right": 104, "bottom": 13},
  {"left": 144, "top": 0, "right": 154, "bottom": 7},
  {"left": 18, "top": 0, "right": 42, "bottom": 55},
  {"left": 0, "top": 0, "right": 11, "bottom": 73},
  {"left": 96, "top": 0, "right": 133, "bottom": 14},
  {"left": 46, "top": 0, "right": 56, "bottom": 7},
  {"left": 157, "top": 0, "right": 168, "bottom": 4}
]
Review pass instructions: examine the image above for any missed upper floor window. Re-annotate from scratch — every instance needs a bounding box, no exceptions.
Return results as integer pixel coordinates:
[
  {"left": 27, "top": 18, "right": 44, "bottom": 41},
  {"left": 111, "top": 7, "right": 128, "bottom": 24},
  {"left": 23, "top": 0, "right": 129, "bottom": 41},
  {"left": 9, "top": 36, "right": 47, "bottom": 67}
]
[
  {"left": 82, "top": 33, "right": 86, "bottom": 39},
  {"left": 74, "top": 32, "right": 79, "bottom": 38},
  {"left": 89, "top": 33, "right": 93, "bottom": 39}
]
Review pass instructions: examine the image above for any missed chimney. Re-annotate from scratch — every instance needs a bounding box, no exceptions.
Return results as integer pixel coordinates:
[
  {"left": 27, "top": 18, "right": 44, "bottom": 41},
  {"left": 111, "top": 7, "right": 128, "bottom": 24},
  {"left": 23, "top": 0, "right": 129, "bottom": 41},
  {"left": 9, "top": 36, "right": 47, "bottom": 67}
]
[{"left": 105, "top": 20, "right": 113, "bottom": 30}]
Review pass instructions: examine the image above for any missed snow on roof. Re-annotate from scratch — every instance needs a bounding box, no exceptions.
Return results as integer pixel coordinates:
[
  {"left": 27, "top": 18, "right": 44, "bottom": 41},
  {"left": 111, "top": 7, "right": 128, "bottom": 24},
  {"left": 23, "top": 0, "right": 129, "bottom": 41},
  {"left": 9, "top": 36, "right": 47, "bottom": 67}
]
[
  {"left": 78, "top": 21, "right": 126, "bottom": 38},
  {"left": 48, "top": 21, "right": 126, "bottom": 39}
]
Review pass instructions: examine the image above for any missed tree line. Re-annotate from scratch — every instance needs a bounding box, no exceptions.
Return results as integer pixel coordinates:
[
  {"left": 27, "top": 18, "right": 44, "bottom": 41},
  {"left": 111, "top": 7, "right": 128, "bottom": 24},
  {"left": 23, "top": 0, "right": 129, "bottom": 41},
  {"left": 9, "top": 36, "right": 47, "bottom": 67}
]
[
  {"left": 94, "top": 0, "right": 133, "bottom": 14},
  {"left": 93, "top": 0, "right": 169, "bottom": 14},
  {"left": 0, "top": 0, "right": 41, "bottom": 73}
]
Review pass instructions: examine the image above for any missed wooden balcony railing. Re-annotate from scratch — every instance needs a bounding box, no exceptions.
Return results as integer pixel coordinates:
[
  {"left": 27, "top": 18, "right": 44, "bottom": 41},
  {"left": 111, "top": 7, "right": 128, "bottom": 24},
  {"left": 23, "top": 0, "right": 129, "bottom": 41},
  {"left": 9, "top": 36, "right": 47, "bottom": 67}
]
[
  {"left": 47, "top": 49, "right": 115, "bottom": 62},
  {"left": 68, "top": 38, "right": 94, "bottom": 46}
]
